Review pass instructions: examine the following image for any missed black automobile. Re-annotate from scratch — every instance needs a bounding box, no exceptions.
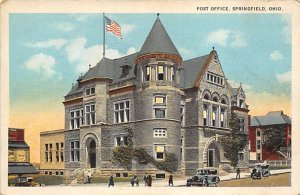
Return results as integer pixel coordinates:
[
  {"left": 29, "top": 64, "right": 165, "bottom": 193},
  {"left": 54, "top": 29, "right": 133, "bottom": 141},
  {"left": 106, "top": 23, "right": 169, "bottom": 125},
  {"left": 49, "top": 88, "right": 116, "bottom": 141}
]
[
  {"left": 251, "top": 163, "right": 271, "bottom": 179},
  {"left": 186, "top": 168, "right": 220, "bottom": 187}
]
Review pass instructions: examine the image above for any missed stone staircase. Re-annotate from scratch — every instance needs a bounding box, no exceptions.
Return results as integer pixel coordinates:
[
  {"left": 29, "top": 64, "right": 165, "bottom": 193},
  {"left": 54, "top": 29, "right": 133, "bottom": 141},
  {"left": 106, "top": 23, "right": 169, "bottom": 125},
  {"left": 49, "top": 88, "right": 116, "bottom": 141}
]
[{"left": 65, "top": 168, "right": 96, "bottom": 185}]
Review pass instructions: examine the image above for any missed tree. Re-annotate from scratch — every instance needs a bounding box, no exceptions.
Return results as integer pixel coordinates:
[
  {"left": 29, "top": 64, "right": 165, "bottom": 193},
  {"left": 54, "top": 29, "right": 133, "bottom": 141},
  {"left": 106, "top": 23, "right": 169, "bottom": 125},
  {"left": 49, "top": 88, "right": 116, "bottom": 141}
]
[
  {"left": 263, "top": 127, "right": 286, "bottom": 152},
  {"left": 218, "top": 113, "right": 248, "bottom": 168}
]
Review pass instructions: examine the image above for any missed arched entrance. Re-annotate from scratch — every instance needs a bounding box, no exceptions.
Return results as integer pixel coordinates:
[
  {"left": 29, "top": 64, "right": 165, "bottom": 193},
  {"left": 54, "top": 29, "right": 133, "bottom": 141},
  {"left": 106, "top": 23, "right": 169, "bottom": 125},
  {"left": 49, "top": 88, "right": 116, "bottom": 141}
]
[
  {"left": 82, "top": 132, "right": 99, "bottom": 169},
  {"left": 203, "top": 137, "right": 223, "bottom": 167},
  {"left": 87, "top": 139, "right": 96, "bottom": 168}
]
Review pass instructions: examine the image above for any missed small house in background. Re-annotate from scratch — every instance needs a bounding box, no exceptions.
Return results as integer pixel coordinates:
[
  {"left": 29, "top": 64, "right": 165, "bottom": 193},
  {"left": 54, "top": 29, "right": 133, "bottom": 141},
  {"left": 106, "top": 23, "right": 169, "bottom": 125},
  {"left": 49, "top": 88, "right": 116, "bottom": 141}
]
[
  {"left": 249, "top": 111, "right": 291, "bottom": 162},
  {"left": 39, "top": 129, "right": 65, "bottom": 176},
  {"left": 8, "top": 128, "right": 39, "bottom": 175}
]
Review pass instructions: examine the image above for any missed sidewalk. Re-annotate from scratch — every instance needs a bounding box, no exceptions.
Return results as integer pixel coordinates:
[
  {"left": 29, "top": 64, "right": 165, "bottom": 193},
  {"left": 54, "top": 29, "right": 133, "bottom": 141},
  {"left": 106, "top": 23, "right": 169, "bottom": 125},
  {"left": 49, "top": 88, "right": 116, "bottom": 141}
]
[{"left": 66, "top": 169, "right": 291, "bottom": 187}]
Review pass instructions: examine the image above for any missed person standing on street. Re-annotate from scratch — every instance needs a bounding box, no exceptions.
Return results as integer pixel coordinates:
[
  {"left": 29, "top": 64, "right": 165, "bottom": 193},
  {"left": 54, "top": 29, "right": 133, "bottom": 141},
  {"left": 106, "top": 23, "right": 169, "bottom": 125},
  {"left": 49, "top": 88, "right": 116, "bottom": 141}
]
[
  {"left": 143, "top": 173, "right": 147, "bottom": 186},
  {"left": 148, "top": 174, "right": 152, "bottom": 187},
  {"left": 236, "top": 168, "right": 241, "bottom": 179},
  {"left": 108, "top": 175, "right": 114, "bottom": 187},
  {"left": 168, "top": 174, "right": 174, "bottom": 186}
]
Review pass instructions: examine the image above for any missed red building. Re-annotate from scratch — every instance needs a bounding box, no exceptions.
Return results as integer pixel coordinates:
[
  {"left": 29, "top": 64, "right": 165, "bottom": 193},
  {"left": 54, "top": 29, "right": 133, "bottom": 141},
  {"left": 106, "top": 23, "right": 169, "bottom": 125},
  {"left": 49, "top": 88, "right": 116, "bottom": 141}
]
[
  {"left": 8, "top": 128, "right": 38, "bottom": 175},
  {"left": 249, "top": 111, "right": 291, "bottom": 161}
]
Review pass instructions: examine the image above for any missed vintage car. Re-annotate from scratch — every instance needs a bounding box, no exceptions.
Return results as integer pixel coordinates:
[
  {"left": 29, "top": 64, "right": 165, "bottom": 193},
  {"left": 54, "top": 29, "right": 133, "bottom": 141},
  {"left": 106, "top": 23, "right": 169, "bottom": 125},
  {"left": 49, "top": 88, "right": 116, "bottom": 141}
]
[
  {"left": 251, "top": 163, "right": 271, "bottom": 179},
  {"left": 186, "top": 167, "right": 220, "bottom": 187},
  {"left": 14, "top": 176, "right": 42, "bottom": 187}
]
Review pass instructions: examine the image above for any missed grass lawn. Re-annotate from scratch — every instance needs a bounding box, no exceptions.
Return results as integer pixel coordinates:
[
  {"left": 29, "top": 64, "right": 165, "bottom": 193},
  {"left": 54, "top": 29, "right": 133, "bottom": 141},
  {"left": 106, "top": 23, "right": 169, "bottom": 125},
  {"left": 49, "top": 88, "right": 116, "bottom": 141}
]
[
  {"left": 219, "top": 173, "right": 291, "bottom": 187},
  {"left": 91, "top": 177, "right": 132, "bottom": 183}
]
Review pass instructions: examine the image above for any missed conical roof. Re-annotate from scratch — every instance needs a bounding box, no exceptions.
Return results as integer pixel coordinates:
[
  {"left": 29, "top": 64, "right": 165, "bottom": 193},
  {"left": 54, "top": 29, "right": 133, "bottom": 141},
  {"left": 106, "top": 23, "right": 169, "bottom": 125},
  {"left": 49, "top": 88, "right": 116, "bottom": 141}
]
[{"left": 139, "top": 16, "right": 181, "bottom": 57}]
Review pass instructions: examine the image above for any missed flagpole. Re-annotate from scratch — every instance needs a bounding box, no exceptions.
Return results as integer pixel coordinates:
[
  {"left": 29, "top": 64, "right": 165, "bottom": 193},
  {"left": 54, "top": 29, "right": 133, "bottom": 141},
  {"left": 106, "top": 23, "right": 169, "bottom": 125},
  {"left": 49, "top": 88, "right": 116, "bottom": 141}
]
[{"left": 103, "top": 12, "right": 106, "bottom": 58}]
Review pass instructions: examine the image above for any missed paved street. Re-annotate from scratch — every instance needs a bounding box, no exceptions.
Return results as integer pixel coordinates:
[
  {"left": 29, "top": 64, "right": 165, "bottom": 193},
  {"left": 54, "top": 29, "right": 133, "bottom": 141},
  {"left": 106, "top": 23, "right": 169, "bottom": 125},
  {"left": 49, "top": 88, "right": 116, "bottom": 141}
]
[{"left": 66, "top": 169, "right": 291, "bottom": 187}]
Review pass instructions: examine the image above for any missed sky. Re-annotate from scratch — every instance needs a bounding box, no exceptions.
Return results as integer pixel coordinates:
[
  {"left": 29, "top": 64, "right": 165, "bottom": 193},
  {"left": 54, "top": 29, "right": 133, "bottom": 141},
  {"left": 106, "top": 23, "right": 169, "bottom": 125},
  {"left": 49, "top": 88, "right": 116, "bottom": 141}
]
[{"left": 9, "top": 13, "right": 291, "bottom": 163}]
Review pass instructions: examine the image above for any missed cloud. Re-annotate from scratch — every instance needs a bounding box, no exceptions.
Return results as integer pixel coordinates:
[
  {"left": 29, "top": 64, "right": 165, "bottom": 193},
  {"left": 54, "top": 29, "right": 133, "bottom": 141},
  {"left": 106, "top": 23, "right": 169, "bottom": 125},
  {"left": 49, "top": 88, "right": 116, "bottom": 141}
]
[
  {"left": 65, "top": 37, "right": 124, "bottom": 73},
  {"left": 276, "top": 71, "right": 291, "bottom": 84},
  {"left": 230, "top": 32, "right": 247, "bottom": 47},
  {"left": 24, "top": 53, "right": 56, "bottom": 78},
  {"left": 270, "top": 50, "right": 283, "bottom": 61},
  {"left": 55, "top": 22, "right": 75, "bottom": 32},
  {"left": 25, "top": 39, "right": 67, "bottom": 49},
  {"left": 207, "top": 29, "right": 247, "bottom": 48},
  {"left": 281, "top": 15, "right": 291, "bottom": 44},
  {"left": 126, "top": 47, "right": 137, "bottom": 55},
  {"left": 73, "top": 14, "right": 92, "bottom": 22},
  {"left": 122, "top": 24, "right": 136, "bottom": 35},
  {"left": 227, "top": 79, "right": 253, "bottom": 90}
]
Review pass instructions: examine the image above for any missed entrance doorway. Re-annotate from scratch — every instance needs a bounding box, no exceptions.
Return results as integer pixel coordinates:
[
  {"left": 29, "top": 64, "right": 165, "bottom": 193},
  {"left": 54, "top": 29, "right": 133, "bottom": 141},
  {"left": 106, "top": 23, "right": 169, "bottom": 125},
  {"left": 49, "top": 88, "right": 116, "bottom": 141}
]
[
  {"left": 207, "top": 149, "right": 215, "bottom": 167},
  {"left": 88, "top": 139, "right": 96, "bottom": 168}
]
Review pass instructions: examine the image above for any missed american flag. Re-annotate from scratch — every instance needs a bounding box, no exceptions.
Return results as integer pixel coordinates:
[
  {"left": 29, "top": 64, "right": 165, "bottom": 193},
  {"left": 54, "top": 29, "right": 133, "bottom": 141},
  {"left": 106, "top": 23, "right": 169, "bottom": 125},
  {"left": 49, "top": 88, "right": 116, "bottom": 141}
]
[{"left": 105, "top": 16, "right": 122, "bottom": 38}]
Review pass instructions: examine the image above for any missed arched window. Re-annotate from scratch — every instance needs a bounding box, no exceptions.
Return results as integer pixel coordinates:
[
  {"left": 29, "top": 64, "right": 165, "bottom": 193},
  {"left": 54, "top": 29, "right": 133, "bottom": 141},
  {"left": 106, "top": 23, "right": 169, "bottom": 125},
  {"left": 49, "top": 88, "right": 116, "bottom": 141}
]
[
  {"left": 204, "top": 94, "right": 210, "bottom": 100},
  {"left": 213, "top": 97, "right": 218, "bottom": 102}
]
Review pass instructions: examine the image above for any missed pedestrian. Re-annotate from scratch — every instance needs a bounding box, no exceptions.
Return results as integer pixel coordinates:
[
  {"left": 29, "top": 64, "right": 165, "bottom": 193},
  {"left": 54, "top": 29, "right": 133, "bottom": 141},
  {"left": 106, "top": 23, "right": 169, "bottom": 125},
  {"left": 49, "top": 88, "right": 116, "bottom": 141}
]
[
  {"left": 108, "top": 175, "right": 114, "bottom": 187},
  {"left": 168, "top": 174, "right": 174, "bottom": 186},
  {"left": 143, "top": 173, "right": 147, "bottom": 186},
  {"left": 136, "top": 177, "right": 139, "bottom": 187},
  {"left": 148, "top": 174, "right": 152, "bottom": 187},
  {"left": 87, "top": 175, "right": 91, "bottom": 183},
  {"left": 236, "top": 168, "right": 241, "bottom": 179},
  {"left": 130, "top": 175, "right": 135, "bottom": 187}
]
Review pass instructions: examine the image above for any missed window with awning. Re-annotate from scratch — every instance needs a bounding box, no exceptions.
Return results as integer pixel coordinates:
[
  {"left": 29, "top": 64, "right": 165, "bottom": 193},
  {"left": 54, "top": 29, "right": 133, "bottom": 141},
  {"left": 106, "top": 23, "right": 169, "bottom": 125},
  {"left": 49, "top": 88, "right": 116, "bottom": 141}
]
[{"left": 154, "top": 145, "right": 166, "bottom": 160}]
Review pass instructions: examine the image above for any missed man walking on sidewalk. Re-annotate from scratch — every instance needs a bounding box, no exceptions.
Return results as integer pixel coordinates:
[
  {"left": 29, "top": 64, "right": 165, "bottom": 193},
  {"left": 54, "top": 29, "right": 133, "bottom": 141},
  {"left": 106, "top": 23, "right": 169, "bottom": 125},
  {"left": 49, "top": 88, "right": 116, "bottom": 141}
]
[{"left": 236, "top": 168, "right": 241, "bottom": 179}]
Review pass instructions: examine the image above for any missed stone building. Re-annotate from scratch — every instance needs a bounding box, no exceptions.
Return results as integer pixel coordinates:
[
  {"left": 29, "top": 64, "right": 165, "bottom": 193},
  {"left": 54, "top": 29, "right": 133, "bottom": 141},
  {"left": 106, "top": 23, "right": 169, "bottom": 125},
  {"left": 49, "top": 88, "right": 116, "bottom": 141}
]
[
  {"left": 62, "top": 15, "right": 249, "bottom": 179},
  {"left": 40, "top": 129, "right": 65, "bottom": 176}
]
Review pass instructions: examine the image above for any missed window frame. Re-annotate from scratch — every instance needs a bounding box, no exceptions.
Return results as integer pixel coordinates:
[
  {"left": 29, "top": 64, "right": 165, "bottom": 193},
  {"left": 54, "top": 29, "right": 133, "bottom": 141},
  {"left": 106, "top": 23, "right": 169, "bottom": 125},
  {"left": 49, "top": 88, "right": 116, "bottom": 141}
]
[
  {"left": 70, "top": 140, "right": 80, "bottom": 162},
  {"left": 153, "top": 94, "right": 167, "bottom": 119},
  {"left": 70, "top": 108, "right": 83, "bottom": 129},
  {"left": 153, "top": 129, "right": 167, "bottom": 138},
  {"left": 154, "top": 144, "right": 166, "bottom": 160},
  {"left": 114, "top": 135, "right": 129, "bottom": 146},
  {"left": 85, "top": 87, "right": 95, "bottom": 96},
  {"left": 114, "top": 99, "right": 130, "bottom": 124},
  {"left": 85, "top": 104, "right": 96, "bottom": 125}
]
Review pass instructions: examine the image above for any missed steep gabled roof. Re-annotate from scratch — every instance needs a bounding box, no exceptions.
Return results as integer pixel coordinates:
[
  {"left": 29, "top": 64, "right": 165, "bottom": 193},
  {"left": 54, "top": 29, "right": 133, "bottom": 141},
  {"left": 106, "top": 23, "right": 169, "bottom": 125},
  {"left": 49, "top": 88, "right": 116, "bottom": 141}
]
[
  {"left": 180, "top": 54, "right": 210, "bottom": 88},
  {"left": 251, "top": 111, "right": 291, "bottom": 126},
  {"left": 139, "top": 17, "right": 181, "bottom": 57},
  {"left": 111, "top": 52, "right": 139, "bottom": 83},
  {"left": 82, "top": 57, "right": 114, "bottom": 81}
]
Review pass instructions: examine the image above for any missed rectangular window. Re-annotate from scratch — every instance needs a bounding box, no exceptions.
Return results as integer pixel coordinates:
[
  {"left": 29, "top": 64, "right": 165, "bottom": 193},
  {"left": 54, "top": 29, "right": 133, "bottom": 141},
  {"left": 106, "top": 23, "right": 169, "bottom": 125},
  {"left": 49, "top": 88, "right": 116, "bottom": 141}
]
[
  {"left": 256, "top": 153, "right": 261, "bottom": 161},
  {"left": 70, "top": 140, "right": 80, "bottom": 162},
  {"left": 256, "top": 129, "right": 261, "bottom": 137},
  {"left": 56, "top": 143, "right": 59, "bottom": 162},
  {"left": 115, "top": 135, "right": 129, "bottom": 146},
  {"left": 239, "top": 99, "right": 244, "bottom": 108},
  {"left": 203, "top": 104, "right": 208, "bottom": 126},
  {"left": 153, "top": 95, "right": 166, "bottom": 118},
  {"left": 85, "top": 104, "right": 95, "bottom": 125},
  {"left": 45, "top": 144, "right": 48, "bottom": 162},
  {"left": 212, "top": 107, "right": 217, "bottom": 127},
  {"left": 240, "top": 118, "right": 245, "bottom": 133},
  {"left": 171, "top": 67, "right": 175, "bottom": 81},
  {"left": 256, "top": 140, "right": 261, "bottom": 150},
  {"left": 220, "top": 108, "right": 225, "bottom": 127},
  {"left": 85, "top": 87, "right": 95, "bottom": 96},
  {"left": 154, "top": 145, "right": 166, "bottom": 160},
  {"left": 114, "top": 100, "right": 130, "bottom": 123},
  {"left": 153, "top": 129, "right": 167, "bottom": 138},
  {"left": 49, "top": 144, "right": 53, "bottom": 162},
  {"left": 180, "top": 102, "right": 185, "bottom": 126},
  {"left": 145, "top": 66, "right": 150, "bottom": 81},
  {"left": 60, "top": 143, "right": 64, "bottom": 162},
  {"left": 157, "top": 65, "right": 164, "bottom": 80},
  {"left": 238, "top": 152, "right": 244, "bottom": 161},
  {"left": 70, "top": 109, "right": 83, "bottom": 129},
  {"left": 206, "top": 72, "right": 224, "bottom": 86}
]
